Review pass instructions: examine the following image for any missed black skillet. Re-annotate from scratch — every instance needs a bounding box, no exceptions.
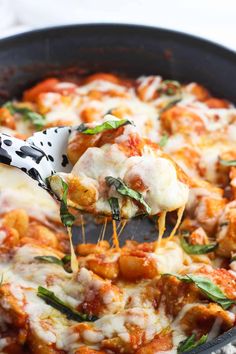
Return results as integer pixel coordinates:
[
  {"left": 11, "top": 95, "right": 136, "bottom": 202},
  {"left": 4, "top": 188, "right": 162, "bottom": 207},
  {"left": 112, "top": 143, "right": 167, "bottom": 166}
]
[{"left": 0, "top": 24, "right": 236, "bottom": 353}]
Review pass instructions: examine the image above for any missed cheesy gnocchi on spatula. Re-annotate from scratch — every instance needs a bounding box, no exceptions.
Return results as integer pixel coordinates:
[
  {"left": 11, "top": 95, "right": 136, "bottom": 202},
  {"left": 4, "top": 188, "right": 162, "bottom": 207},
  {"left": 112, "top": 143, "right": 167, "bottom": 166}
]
[{"left": 48, "top": 114, "right": 189, "bottom": 220}]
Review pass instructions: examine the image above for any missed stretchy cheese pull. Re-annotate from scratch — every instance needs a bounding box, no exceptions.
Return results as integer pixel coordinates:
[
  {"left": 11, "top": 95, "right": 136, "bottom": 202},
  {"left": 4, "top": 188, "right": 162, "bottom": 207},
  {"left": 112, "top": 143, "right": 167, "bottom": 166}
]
[
  {"left": 67, "top": 227, "right": 79, "bottom": 273},
  {"left": 157, "top": 211, "right": 167, "bottom": 246},
  {"left": 112, "top": 220, "right": 119, "bottom": 249},
  {"left": 169, "top": 206, "right": 185, "bottom": 240}
]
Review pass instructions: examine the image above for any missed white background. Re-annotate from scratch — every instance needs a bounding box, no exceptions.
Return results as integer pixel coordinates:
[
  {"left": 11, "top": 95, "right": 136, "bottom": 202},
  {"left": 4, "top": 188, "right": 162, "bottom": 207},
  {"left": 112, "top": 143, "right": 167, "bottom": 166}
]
[{"left": 0, "top": 0, "right": 236, "bottom": 51}]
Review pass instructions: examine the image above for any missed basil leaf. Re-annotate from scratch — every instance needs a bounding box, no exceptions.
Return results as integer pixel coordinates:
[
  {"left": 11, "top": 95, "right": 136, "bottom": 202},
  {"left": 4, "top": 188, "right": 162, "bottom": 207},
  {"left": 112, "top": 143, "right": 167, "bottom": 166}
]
[
  {"left": 77, "top": 119, "right": 133, "bottom": 135},
  {"left": 187, "top": 274, "right": 235, "bottom": 309},
  {"left": 169, "top": 273, "right": 235, "bottom": 310},
  {"left": 34, "top": 255, "right": 72, "bottom": 273},
  {"left": 34, "top": 256, "right": 63, "bottom": 266},
  {"left": 231, "top": 255, "right": 236, "bottom": 262},
  {"left": 60, "top": 179, "right": 75, "bottom": 227},
  {"left": 158, "top": 80, "right": 181, "bottom": 96},
  {"left": 37, "top": 286, "right": 97, "bottom": 322},
  {"left": 177, "top": 334, "right": 207, "bottom": 353},
  {"left": 159, "top": 134, "right": 169, "bottom": 147},
  {"left": 62, "top": 255, "right": 72, "bottom": 264},
  {"left": 3, "top": 101, "right": 45, "bottom": 130},
  {"left": 108, "top": 197, "right": 120, "bottom": 221},
  {"left": 61, "top": 255, "right": 72, "bottom": 273},
  {"left": 105, "top": 176, "right": 151, "bottom": 214},
  {"left": 160, "top": 98, "right": 182, "bottom": 114},
  {"left": 3, "top": 101, "right": 15, "bottom": 114},
  {"left": 180, "top": 237, "right": 218, "bottom": 255},
  {"left": 163, "top": 273, "right": 192, "bottom": 283},
  {"left": 219, "top": 159, "right": 236, "bottom": 167},
  {"left": 25, "top": 111, "right": 45, "bottom": 130}
]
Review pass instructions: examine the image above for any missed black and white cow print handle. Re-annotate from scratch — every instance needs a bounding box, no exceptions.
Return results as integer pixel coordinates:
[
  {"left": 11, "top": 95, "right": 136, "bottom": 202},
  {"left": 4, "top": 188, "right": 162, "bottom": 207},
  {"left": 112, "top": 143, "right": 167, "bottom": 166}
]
[{"left": 0, "top": 126, "right": 73, "bottom": 190}]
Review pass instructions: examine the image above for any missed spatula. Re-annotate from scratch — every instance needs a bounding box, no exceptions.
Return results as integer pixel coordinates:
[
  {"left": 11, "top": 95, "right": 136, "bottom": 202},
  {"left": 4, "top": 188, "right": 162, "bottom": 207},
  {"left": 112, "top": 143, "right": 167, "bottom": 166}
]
[{"left": 0, "top": 126, "right": 73, "bottom": 192}]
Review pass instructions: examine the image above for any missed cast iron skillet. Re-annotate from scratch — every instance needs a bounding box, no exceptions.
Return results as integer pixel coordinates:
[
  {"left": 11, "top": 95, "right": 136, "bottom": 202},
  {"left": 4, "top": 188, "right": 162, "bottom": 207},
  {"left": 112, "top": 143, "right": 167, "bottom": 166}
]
[{"left": 0, "top": 24, "right": 236, "bottom": 353}]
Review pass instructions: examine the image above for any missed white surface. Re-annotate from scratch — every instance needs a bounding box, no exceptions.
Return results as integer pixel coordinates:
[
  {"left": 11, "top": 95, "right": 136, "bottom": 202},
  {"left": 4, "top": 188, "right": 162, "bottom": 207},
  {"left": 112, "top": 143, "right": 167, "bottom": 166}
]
[
  {"left": 0, "top": 0, "right": 15, "bottom": 30},
  {"left": 0, "top": 0, "right": 235, "bottom": 51}
]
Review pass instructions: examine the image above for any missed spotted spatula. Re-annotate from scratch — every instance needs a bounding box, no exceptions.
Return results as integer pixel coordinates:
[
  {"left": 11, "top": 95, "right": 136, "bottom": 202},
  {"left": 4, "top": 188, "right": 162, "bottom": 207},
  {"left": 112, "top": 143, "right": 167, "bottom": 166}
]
[{"left": 0, "top": 126, "right": 73, "bottom": 191}]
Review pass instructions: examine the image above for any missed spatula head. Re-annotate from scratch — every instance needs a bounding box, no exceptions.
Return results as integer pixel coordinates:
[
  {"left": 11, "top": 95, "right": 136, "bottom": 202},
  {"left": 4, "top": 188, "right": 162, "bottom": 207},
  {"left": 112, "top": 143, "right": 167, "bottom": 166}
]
[{"left": 0, "top": 126, "right": 73, "bottom": 190}]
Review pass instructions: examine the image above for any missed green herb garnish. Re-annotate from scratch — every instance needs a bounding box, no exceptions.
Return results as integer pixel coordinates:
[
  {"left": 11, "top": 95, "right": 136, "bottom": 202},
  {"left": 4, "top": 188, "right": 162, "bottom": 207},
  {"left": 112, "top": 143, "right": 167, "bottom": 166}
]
[
  {"left": 35, "top": 255, "right": 72, "bottom": 273},
  {"left": 160, "top": 98, "right": 182, "bottom": 114},
  {"left": 3, "top": 101, "right": 45, "bottom": 130},
  {"left": 180, "top": 237, "right": 218, "bottom": 255},
  {"left": 186, "top": 275, "right": 235, "bottom": 310},
  {"left": 37, "top": 286, "right": 97, "bottom": 322},
  {"left": 159, "top": 134, "right": 169, "bottom": 147},
  {"left": 77, "top": 119, "right": 133, "bottom": 135},
  {"left": 62, "top": 255, "right": 72, "bottom": 264},
  {"left": 177, "top": 334, "right": 208, "bottom": 353},
  {"left": 166, "top": 273, "right": 235, "bottom": 310},
  {"left": 219, "top": 159, "right": 236, "bottom": 167},
  {"left": 108, "top": 197, "right": 120, "bottom": 221},
  {"left": 35, "top": 256, "right": 63, "bottom": 266},
  {"left": 60, "top": 179, "right": 75, "bottom": 227},
  {"left": 158, "top": 80, "right": 181, "bottom": 96},
  {"left": 61, "top": 255, "right": 72, "bottom": 273},
  {"left": 105, "top": 176, "right": 151, "bottom": 214}
]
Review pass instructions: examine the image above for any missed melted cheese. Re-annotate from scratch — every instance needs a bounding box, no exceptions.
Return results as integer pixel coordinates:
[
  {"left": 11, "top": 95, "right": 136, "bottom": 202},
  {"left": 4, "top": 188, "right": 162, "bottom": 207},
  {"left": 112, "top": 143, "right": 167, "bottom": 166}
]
[
  {"left": 99, "top": 217, "right": 107, "bottom": 242},
  {"left": 0, "top": 164, "right": 59, "bottom": 223},
  {"left": 67, "top": 227, "right": 79, "bottom": 273},
  {"left": 157, "top": 211, "right": 166, "bottom": 245},
  {"left": 94, "top": 307, "right": 169, "bottom": 343},
  {"left": 65, "top": 121, "right": 189, "bottom": 218},
  {"left": 137, "top": 75, "right": 162, "bottom": 101},
  {"left": 118, "top": 220, "right": 127, "bottom": 237},
  {"left": 112, "top": 220, "right": 119, "bottom": 249},
  {"left": 0, "top": 250, "right": 72, "bottom": 349},
  {"left": 0, "top": 246, "right": 123, "bottom": 352},
  {"left": 41, "top": 78, "right": 161, "bottom": 141},
  {"left": 169, "top": 206, "right": 185, "bottom": 239},
  {"left": 152, "top": 240, "right": 185, "bottom": 273},
  {"left": 1, "top": 74, "right": 236, "bottom": 353},
  {"left": 0, "top": 239, "right": 232, "bottom": 353}
]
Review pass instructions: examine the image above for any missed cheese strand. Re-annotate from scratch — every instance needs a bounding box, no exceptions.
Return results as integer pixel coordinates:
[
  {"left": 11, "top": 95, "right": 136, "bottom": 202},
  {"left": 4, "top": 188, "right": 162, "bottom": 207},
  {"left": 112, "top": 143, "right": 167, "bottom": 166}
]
[
  {"left": 157, "top": 211, "right": 167, "bottom": 246},
  {"left": 67, "top": 227, "right": 79, "bottom": 273},
  {"left": 118, "top": 220, "right": 127, "bottom": 237},
  {"left": 169, "top": 206, "right": 185, "bottom": 239},
  {"left": 112, "top": 219, "right": 120, "bottom": 249},
  {"left": 101, "top": 217, "right": 107, "bottom": 241}
]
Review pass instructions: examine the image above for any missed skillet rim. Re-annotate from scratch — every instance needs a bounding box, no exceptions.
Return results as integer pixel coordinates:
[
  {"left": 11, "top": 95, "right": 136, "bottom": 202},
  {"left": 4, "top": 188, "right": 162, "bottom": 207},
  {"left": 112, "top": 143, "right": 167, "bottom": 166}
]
[{"left": 0, "top": 22, "right": 235, "bottom": 58}]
